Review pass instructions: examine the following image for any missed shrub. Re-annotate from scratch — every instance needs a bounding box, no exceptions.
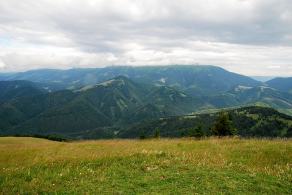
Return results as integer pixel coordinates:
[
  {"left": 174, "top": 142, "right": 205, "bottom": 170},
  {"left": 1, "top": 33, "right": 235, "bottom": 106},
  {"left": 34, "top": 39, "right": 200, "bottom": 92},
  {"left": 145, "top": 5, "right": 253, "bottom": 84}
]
[
  {"left": 189, "top": 123, "right": 204, "bottom": 138},
  {"left": 154, "top": 128, "right": 160, "bottom": 138}
]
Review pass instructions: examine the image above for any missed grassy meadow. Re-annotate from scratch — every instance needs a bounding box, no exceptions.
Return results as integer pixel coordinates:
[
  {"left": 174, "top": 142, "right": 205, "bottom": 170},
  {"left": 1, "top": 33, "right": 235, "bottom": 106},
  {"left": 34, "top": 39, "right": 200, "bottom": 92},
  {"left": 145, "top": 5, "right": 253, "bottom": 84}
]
[{"left": 0, "top": 137, "right": 291, "bottom": 194}]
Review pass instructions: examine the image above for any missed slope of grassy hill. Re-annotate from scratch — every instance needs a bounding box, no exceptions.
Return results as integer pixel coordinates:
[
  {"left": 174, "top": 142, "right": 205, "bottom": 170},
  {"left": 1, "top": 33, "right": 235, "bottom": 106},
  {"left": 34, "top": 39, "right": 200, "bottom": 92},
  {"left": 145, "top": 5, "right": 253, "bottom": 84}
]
[{"left": 0, "top": 137, "right": 291, "bottom": 194}]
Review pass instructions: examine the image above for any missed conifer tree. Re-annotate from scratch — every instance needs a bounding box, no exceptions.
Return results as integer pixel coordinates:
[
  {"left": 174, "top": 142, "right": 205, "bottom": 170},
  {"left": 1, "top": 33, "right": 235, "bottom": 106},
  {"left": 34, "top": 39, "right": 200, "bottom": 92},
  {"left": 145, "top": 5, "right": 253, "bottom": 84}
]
[{"left": 212, "top": 112, "right": 237, "bottom": 136}]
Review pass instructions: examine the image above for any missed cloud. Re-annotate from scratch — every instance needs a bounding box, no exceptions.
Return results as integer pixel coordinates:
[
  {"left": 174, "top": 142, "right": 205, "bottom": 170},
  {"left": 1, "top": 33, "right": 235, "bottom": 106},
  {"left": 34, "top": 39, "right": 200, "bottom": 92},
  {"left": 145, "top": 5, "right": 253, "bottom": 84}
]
[
  {"left": 0, "top": 58, "right": 6, "bottom": 68},
  {"left": 0, "top": 0, "right": 291, "bottom": 76}
]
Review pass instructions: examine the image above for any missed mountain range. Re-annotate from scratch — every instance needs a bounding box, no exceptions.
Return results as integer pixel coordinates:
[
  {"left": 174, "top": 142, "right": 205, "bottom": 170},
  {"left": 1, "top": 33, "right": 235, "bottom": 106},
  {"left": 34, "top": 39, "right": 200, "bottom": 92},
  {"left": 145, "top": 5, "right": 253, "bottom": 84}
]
[
  {"left": 0, "top": 65, "right": 291, "bottom": 138},
  {"left": 0, "top": 65, "right": 260, "bottom": 95}
]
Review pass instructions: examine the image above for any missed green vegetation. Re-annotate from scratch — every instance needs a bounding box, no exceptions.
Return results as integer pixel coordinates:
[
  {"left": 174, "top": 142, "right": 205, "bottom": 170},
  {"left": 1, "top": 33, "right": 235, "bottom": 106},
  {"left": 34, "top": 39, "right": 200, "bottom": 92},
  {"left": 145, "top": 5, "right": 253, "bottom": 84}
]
[
  {"left": 1, "top": 66, "right": 292, "bottom": 139},
  {"left": 207, "top": 85, "right": 292, "bottom": 115},
  {"left": 211, "top": 112, "right": 237, "bottom": 136},
  {"left": 8, "top": 134, "right": 69, "bottom": 142},
  {"left": 267, "top": 77, "right": 292, "bottom": 93},
  {"left": 122, "top": 106, "right": 292, "bottom": 138},
  {"left": 189, "top": 123, "right": 204, "bottom": 137},
  {"left": 0, "top": 76, "right": 201, "bottom": 137},
  {"left": 0, "top": 80, "right": 44, "bottom": 103},
  {"left": 0, "top": 137, "right": 291, "bottom": 194},
  {"left": 154, "top": 128, "right": 160, "bottom": 138}
]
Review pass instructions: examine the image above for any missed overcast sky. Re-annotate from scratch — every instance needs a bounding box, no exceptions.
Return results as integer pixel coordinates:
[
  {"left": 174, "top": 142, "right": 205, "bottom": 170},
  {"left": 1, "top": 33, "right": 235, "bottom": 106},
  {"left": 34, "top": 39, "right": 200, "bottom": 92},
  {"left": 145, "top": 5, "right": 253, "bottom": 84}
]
[{"left": 0, "top": 0, "right": 292, "bottom": 76}]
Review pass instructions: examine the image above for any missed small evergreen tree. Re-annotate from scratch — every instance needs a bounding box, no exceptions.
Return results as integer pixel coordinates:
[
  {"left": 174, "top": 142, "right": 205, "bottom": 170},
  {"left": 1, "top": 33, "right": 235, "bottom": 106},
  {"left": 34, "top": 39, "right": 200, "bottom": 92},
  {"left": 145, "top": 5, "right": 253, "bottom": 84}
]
[
  {"left": 189, "top": 123, "right": 204, "bottom": 137},
  {"left": 181, "top": 131, "right": 186, "bottom": 137},
  {"left": 154, "top": 128, "right": 160, "bottom": 138},
  {"left": 139, "top": 131, "right": 146, "bottom": 139},
  {"left": 212, "top": 112, "right": 237, "bottom": 136}
]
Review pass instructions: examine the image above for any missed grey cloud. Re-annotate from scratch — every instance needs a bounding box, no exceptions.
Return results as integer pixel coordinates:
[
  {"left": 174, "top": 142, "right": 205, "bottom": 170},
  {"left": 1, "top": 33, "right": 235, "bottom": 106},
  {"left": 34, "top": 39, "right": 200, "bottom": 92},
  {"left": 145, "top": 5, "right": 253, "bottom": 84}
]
[{"left": 0, "top": 0, "right": 291, "bottom": 76}]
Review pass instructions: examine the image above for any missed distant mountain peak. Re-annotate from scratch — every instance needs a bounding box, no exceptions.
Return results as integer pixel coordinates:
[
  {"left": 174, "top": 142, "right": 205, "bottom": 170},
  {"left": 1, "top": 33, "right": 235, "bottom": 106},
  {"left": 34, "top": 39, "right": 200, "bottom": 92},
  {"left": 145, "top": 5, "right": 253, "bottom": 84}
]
[
  {"left": 97, "top": 75, "right": 131, "bottom": 85},
  {"left": 234, "top": 85, "right": 253, "bottom": 92},
  {"left": 76, "top": 76, "right": 133, "bottom": 92},
  {"left": 98, "top": 78, "right": 125, "bottom": 87},
  {"left": 266, "top": 77, "right": 292, "bottom": 93}
]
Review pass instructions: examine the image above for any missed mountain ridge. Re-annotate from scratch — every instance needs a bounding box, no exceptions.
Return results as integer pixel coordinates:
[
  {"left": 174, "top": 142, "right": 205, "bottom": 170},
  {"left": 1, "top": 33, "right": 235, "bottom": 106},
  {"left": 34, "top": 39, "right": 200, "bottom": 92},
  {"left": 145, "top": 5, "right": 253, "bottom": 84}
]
[
  {"left": 0, "top": 66, "right": 292, "bottom": 139},
  {"left": 266, "top": 77, "right": 292, "bottom": 93},
  {"left": 0, "top": 65, "right": 261, "bottom": 95}
]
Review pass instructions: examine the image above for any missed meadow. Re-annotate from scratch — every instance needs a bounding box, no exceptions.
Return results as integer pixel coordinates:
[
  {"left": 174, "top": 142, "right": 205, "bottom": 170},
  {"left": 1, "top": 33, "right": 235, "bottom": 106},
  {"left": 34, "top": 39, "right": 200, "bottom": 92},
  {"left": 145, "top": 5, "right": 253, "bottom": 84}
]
[{"left": 0, "top": 137, "right": 291, "bottom": 194}]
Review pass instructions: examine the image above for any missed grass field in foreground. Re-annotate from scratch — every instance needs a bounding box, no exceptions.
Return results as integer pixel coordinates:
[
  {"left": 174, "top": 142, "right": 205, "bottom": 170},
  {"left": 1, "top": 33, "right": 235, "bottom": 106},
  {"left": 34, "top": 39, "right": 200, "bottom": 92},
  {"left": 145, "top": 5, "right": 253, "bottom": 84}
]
[{"left": 0, "top": 137, "right": 291, "bottom": 194}]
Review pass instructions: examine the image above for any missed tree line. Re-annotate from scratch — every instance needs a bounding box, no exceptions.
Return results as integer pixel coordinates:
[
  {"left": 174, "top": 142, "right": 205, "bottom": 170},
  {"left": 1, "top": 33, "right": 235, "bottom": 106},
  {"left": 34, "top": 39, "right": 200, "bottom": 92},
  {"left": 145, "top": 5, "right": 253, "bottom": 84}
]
[{"left": 142, "top": 111, "right": 237, "bottom": 139}]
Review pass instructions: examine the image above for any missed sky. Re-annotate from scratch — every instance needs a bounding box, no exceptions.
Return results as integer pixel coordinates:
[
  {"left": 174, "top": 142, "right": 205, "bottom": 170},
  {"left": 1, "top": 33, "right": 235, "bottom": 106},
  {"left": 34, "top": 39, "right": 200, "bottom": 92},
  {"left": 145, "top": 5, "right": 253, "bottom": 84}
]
[{"left": 0, "top": 0, "right": 292, "bottom": 76}]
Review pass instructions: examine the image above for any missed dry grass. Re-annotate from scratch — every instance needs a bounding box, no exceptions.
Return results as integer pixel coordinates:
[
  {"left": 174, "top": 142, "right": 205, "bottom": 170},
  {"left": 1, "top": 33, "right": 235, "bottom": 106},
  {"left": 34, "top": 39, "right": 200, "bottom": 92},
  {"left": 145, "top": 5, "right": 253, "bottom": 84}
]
[{"left": 0, "top": 137, "right": 291, "bottom": 194}]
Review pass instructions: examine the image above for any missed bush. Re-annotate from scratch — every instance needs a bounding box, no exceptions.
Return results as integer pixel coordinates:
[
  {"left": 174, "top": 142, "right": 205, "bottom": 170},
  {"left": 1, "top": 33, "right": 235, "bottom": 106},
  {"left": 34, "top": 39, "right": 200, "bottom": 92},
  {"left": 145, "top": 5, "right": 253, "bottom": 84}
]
[
  {"left": 11, "top": 134, "right": 68, "bottom": 142},
  {"left": 154, "top": 128, "right": 160, "bottom": 138},
  {"left": 189, "top": 124, "right": 204, "bottom": 138},
  {"left": 139, "top": 131, "right": 146, "bottom": 139}
]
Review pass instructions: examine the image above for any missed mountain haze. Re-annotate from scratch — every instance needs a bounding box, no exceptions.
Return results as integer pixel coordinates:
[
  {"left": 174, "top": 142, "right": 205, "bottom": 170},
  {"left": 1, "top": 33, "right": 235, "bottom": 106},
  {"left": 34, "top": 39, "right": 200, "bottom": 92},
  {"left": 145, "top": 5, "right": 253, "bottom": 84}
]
[
  {"left": 0, "top": 66, "right": 261, "bottom": 95},
  {"left": 266, "top": 77, "right": 292, "bottom": 93}
]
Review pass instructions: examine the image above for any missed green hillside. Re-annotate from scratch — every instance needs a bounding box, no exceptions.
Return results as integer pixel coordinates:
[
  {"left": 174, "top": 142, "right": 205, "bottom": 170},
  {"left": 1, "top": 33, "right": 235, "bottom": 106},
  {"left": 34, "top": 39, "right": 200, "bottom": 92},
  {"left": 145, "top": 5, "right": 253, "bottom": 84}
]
[
  {"left": 1, "top": 66, "right": 292, "bottom": 139},
  {"left": 0, "top": 80, "right": 45, "bottom": 103},
  {"left": 0, "top": 77, "right": 202, "bottom": 137},
  {"left": 206, "top": 85, "right": 292, "bottom": 115},
  {"left": 0, "top": 76, "right": 291, "bottom": 139},
  {"left": 266, "top": 77, "right": 292, "bottom": 93},
  {"left": 121, "top": 106, "right": 292, "bottom": 138}
]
